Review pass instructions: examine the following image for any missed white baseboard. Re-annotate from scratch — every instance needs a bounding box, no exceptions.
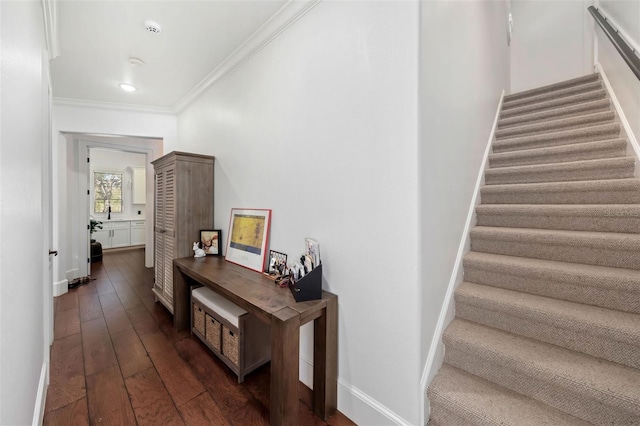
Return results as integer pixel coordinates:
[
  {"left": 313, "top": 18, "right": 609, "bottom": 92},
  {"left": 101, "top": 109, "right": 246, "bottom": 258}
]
[
  {"left": 300, "top": 356, "right": 411, "bottom": 425},
  {"left": 65, "top": 268, "right": 79, "bottom": 281},
  {"left": 53, "top": 279, "right": 68, "bottom": 297},
  {"left": 420, "top": 90, "right": 506, "bottom": 424},
  {"left": 32, "top": 361, "right": 49, "bottom": 426}
]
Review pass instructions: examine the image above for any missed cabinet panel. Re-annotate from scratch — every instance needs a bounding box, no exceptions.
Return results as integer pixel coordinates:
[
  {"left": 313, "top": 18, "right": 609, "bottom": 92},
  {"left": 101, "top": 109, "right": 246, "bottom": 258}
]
[
  {"left": 111, "top": 226, "right": 130, "bottom": 248},
  {"left": 132, "top": 167, "right": 146, "bottom": 204},
  {"left": 131, "top": 221, "right": 145, "bottom": 246},
  {"left": 92, "top": 229, "right": 110, "bottom": 248},
  {"left": 152, "top": 152, "right": 215, "bottom": 314}
]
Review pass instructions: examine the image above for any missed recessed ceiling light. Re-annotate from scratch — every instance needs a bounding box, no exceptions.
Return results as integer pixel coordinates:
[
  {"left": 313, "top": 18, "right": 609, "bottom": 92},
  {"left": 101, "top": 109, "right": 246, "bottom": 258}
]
[
  {"left": 128, "top": 57, "right": 145, "bottom": 67},
  {"left": 119, "top": 83, "right": 137, "bottom": 92},
  {"left": 144, "top": 20, "right": 161, "bottom": 35}
]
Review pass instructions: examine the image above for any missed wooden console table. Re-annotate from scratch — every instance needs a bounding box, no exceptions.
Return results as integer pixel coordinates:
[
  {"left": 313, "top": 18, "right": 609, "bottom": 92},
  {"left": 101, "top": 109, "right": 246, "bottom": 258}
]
[{"left": 173, "top": 256, "right": 337, "bottom": 426}]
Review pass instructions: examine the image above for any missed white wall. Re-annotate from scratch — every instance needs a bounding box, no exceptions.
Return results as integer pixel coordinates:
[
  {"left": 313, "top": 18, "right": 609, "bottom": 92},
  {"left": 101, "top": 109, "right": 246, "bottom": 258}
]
[
  {"left": 178, "top": 2, "right": 421, "bottom": 424},
  {"left": 511, "top": 0, "right": 594, "bottom": 92},
  {"left": 596, "top": 0, "right": 640, "bottom": 145},
  {"left": 419, "top": 0, "right": 511, "bottom": 417},
  {"left": 0, "top": 1, "right": 50, "bottom": 424},
  {"left": 52, "top": 104, "right": 172, "bottom": 290}
]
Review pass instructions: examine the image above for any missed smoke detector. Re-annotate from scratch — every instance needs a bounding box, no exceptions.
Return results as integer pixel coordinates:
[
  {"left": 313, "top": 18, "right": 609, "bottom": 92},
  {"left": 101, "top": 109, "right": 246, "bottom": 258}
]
[
  {"left": 128, "top": 57, "right": 145, "bottom": 67},
  {"left": 144, "top": 20, "right": 161, "bottom": 35}
]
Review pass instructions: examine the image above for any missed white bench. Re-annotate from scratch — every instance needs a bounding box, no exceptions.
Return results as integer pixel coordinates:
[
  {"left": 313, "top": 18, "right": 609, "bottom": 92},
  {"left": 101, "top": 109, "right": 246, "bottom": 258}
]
[{"left": 191, "top": 286, "right": 270, "bottom": 382}]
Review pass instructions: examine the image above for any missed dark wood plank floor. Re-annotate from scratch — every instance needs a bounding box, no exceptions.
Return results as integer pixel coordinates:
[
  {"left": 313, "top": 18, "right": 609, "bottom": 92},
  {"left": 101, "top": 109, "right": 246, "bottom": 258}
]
[{"left": 44, "top": 249, "right": 355, "bottom": 426}]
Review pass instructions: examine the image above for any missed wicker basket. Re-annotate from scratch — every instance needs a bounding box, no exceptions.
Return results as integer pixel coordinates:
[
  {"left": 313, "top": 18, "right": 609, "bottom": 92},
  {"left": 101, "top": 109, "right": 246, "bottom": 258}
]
[
  {"left": 205, "top": 314, "right": 222, "bottom": 352},
  {"left": 192, "top": 302, "right": 205, "bottom": 336},
  {"left": 223, "top": 325, "right": 240, "bottom": 366}
]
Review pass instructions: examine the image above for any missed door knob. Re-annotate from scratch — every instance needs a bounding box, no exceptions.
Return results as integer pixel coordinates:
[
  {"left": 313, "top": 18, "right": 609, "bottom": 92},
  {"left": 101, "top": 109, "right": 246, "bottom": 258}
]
[{"left": 49, "top": 250, "right": 58, "bottom": 256}]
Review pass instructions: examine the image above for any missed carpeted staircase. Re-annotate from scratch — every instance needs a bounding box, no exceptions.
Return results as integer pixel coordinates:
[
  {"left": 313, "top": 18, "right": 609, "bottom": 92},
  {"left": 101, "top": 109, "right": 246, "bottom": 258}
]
[{"left": 427, "top": 73, "right": 640, "bottom": 425}]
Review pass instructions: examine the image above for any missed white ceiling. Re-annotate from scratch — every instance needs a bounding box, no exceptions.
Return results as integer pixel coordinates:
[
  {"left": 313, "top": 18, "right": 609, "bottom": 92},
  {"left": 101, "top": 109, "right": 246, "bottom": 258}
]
[{"left": 50, "top": 0, "right": 288, "bottom": 110}]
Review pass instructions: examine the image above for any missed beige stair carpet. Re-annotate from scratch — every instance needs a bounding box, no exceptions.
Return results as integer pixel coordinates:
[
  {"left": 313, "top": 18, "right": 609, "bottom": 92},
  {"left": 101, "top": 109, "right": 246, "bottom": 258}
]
[{"left": 427, "top": 73, "right": 640, "bottom": 425}]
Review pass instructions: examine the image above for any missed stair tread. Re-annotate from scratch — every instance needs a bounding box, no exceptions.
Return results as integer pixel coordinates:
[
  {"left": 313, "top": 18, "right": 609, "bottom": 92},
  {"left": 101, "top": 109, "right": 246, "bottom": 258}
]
[
  {"left": 494, "top": 122, "right": 620, "bottom": 148},
  {"left": 504, "top": 74, "right": 600, "bottom": 103},
  {"left": 498, "top": 98, "right": 611, "bottom": 129},
  {"left": 503, "top": 81, "right": 604, "bottom": 110},
  {"left": 485, "top": 156, "right": 635, "bottom": 176},
  {"left": 489, "top": 138, "right": 628, "bottom": 167},
  {"left": 444, "top": 319, "right": 640, "bottom": 405},
  {"left": 429, "top": 364, "right": 590, "bottom": 426},
  {"left": 481, "top": 177, "right": 640, "bottom": 194},
  {"left": 464, "top": 251, "right": 640, "bottom": 291},
  {"left": 471, "top": 225, "right": 640, "bottom": 249},
  {"left": 457, "top": 281, "right": 640, "bottom": 341},
  {"left": 495, "top": 110, "right": 615, "bottom": 140},
  {"left": 476, "top": 203, "right": 640, "bottom": 217},
  {"left": 501, "top": 90, "right": 608, "bottom": 119}
]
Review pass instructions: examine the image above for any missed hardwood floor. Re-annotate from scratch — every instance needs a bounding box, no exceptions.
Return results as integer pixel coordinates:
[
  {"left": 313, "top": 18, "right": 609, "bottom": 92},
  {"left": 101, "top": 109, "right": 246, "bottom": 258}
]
[{"left": 44, "top": 249, "right": 355, "bottom": 426}]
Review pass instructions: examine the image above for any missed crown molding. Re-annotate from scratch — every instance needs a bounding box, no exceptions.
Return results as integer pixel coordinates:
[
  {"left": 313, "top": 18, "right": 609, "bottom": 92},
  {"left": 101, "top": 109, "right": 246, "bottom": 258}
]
[
  {"left": 173, "top": 0, "right": 322, "bottom": 114},
  {"left": 42, "top": 0, "right": 60, "bottom": 59},
  {"left": 53, "top": 97, "right": 175, "bottom": 115}
]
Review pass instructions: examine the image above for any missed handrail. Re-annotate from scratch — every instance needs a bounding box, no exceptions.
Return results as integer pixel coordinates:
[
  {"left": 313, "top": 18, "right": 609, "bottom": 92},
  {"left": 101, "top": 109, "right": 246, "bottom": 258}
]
[{"left": 588, "top": 6, "right": 640, "bottom": 81}]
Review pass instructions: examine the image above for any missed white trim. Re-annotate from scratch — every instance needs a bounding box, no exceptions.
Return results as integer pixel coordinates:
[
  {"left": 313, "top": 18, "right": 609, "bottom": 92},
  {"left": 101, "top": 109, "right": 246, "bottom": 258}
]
[
  {"left": 53, "top": 278, "right": 68, "bottom": 297},
  {"left": 420, "top": 91, "right": 505, "bottom": 420},
  {"left": 32, "top": 361, "right": 49, "bottom": 426},
  {"left": 338, "top": 380, "right": 413, "bottom": 426},
  {"left": 52, "top": 97, "right": 174, "bottom": 115},
  {"left": 300, "top": 355, "right": 411, "bottom": 425},
  {"left": 41, "top": 0, "right": 59, "bottom": 59},
  {"left": 173, "top": 0, "right": 322, "bottom": 113},
  {"left": 595, "top": 62, "right": 640, "bottom": 164}
]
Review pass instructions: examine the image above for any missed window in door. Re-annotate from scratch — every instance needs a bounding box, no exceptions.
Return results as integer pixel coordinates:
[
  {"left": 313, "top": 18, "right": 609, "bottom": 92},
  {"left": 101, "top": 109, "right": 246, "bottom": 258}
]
[{"left": 94, "top": 171, "right": 123, "bottom": 213}]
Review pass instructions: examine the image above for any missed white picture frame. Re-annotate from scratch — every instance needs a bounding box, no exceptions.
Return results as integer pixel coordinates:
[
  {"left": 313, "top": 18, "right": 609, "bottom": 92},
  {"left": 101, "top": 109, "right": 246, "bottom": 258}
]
[{"left": 225, "top": 208, "right": 272, "bottom": 272}]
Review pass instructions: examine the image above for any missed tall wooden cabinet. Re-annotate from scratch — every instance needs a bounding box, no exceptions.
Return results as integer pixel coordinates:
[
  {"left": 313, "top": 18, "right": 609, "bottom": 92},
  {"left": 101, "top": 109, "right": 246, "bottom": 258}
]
[{"left": 152, "top": 151, "right": 215, "bottom": 313}]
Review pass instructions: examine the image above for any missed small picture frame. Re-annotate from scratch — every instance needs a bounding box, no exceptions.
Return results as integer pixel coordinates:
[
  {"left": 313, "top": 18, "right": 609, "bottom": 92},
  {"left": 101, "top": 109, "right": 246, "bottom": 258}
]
[
  {"left": 200, "top": 230, "right": 222, "bottom": 256},
  {"left": 225, "top": 208, "right": 272, "bottom": 272},
  {"left": 266, "top": 250, "right": 288, "bottom": 277}
]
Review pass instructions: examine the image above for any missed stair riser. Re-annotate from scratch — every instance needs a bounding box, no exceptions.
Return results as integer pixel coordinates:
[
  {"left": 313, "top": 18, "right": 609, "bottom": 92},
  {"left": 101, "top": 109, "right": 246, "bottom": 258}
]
[
  {"left": 475, "top": 212, "right": 640, "bottom": 233},
  {"left": 503, "top": 74, "right": 600, "bottom": 103},
  {"left": 500, "top": 91, "right": 607, "bottom": 119},
  {"left": 488, "top": 142, "right": 627, "bottom": 168},
  {"left": 481, "top": 189, "right": 640, "bottom": 204},
  {"left": 455, "top": 297, "right": 640, "bottom": 369},
  {"left": 484, "top": 163, "right": 634, "bottom": 185},
  {"left": 497, "top": 100, "right": 611, "bottom": 129},
  {"left": 463, "top": 266, "right": 640, "bottom": 314},
  {"left": 495, "top": 113, "right": 615, "bottom": 140},
  {"left": 503, "top": 82, "right": 603, "bottom": 111},
  {"left": 443, "top": 341, "right": 640, "bottom": 425}
]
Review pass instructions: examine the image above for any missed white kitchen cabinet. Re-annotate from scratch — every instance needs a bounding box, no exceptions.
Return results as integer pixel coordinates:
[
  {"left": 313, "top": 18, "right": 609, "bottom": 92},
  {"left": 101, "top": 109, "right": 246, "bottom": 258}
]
[
  {"left": 132, "top": 167, "right": 146, "bottom": 204},
  {"left": 92, "top": 221, "right": 131, "bottom": 248},
  {"left": 130, "top": 220, "right": 146, "bottom": 245}
]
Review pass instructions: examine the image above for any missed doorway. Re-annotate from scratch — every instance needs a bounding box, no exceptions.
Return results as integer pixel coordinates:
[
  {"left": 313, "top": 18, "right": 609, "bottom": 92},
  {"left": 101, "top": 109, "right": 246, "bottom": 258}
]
[{"left": 60, "top": 132, "right": 162, "bottom": 287}]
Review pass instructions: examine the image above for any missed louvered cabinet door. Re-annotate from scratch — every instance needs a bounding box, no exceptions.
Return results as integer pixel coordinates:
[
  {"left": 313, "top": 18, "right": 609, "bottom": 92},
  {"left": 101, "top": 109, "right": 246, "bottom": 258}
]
[
  {"left": 154, "top": 169, "right": 165, "bottom": 295},
  {"left": 162, "top": 167, "right": 176, "bottom": 303}
]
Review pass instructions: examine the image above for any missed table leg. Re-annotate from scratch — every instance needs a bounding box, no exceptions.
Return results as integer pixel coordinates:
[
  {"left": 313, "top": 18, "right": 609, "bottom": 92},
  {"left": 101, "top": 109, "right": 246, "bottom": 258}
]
[
  {"left": 313, "top": 294, "right": 338, "bottom": 420},
  {"left": 271, "top": 307, "right": 301, "bottom": 426},
  {"left": 173, "top": 264, "right": 189, "bottom": 332}
]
